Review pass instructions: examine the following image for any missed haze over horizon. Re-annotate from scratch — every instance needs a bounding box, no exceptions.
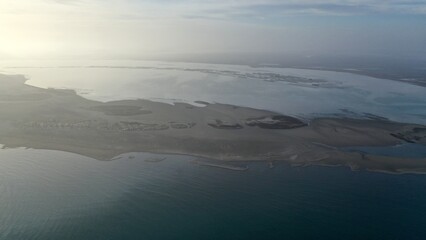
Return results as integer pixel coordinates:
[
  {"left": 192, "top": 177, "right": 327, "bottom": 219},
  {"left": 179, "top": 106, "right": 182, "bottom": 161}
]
[
  {"left": 1, "top": 0, "right": 425, "bottom": 61},
  {"left": 2, "top": 2, "right": 426, "bottom": 240}
]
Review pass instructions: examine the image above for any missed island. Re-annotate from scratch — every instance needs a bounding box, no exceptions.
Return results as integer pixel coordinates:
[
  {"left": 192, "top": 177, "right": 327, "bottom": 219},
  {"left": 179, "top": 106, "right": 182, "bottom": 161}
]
[{"left": 0, "top": 73, "right": 425, "bottom": 174}]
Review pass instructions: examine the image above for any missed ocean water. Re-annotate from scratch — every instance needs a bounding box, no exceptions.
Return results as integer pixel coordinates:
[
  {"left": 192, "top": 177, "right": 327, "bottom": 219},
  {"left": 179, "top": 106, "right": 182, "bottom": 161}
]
[
  {"left": 0, "top": 148, "right": 426, "bottom": 240},
  {"left": 1, "top": 60, "right": 426, "bottom": 239}
]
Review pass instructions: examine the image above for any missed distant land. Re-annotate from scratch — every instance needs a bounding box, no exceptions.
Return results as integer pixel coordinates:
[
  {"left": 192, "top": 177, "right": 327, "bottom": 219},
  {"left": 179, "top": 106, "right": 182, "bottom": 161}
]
[
  {"left": 145, "top": 53, "right": 426, "bottom": 87},
  {"left": 0, "top": 73, "right": 426, "bottom": 174}
]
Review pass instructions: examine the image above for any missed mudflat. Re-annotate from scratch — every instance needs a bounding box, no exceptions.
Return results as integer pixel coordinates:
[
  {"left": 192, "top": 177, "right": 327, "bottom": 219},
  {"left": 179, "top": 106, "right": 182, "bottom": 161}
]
[{"left": 0, "top": 73, "right": 425, "bottom": 174}]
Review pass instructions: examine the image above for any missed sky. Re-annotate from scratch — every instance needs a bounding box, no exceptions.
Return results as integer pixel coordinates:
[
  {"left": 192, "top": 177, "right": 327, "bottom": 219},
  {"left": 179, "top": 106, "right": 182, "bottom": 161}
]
[{"left": 0, "top": 0, "right": 425, "bottom": 60}]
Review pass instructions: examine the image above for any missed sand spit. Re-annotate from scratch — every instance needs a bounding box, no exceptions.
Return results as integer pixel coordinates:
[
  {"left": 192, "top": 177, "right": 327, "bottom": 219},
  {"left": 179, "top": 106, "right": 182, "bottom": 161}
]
[{"left": 0, "top": 73, "right": 426, "bottom": 174}]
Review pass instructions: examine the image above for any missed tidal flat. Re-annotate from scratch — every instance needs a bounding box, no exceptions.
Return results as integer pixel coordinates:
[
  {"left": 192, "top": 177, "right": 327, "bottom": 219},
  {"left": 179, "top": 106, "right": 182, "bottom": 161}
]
[{"left": 0, "top": 73, "right": 426, "bottom": 174}]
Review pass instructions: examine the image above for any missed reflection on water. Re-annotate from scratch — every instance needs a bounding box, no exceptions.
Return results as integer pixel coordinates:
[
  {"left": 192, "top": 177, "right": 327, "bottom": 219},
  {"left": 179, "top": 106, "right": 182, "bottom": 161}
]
[
  {"left": 1, "top": 60, "right": 426, "bottom": 239},
  {"left": 1, "top": 60, "right": 426, "bottom": 124},
  {"left": 1, "top": 148, "right": 426, "bottom": 240}
]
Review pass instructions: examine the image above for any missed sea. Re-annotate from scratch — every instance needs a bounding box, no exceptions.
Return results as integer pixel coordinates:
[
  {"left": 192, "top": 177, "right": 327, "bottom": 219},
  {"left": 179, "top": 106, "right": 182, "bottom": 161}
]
[{"left": 0, "top": 60, "right": 426, "bottom": 240}]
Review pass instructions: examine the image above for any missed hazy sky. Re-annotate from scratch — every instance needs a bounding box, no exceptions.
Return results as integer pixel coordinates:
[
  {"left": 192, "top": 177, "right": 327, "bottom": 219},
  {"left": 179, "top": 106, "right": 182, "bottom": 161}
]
[{"left": 1, "top": 0, "right": 425, "bottom": 59}]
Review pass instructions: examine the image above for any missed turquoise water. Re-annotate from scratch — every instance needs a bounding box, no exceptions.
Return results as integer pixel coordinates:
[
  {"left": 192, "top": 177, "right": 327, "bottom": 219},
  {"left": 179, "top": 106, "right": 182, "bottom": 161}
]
[{"left": 1, "top": 149, "right": 426, "bottom": 240}]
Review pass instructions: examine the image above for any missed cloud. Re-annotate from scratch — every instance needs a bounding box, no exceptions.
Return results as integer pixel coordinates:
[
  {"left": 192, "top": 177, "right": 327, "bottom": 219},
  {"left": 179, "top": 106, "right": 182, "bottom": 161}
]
[
  {"left": 3, "top": 1, "right": 426, "bottom": 22},
  {"left": 49, "top": 0, "right": 82, "bottom": 4},
  {"left": 0, "top": 0, "right": 425, "bottom": 59},
  {"left": 174, "top": 0, "right": 426, "bottom": 21}
]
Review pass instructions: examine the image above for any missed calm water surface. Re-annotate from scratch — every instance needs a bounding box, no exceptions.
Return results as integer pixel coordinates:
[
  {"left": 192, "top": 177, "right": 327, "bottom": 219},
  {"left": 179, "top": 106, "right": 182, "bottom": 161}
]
[
  {"left": 0, "top": 148, "right": 425, "bottom": 240},
  {"left": 1, "top": 60, "right": 426, "bottom": 239},
  {"left": 1, "top": 60, "right": 426, "bottom": 124}
]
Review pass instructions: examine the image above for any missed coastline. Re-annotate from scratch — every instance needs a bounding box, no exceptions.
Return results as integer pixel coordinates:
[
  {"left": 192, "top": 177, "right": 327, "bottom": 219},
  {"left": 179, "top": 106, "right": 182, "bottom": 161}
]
[
  {"left": 254, "top": 65, "right": 426, "bottom": 88},
  {"left": 0, "top": 73, "right": 425, "bottom": 174}
]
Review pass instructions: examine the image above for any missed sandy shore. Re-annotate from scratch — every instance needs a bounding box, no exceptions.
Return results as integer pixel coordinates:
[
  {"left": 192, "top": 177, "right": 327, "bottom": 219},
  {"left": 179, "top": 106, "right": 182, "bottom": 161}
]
[{"left": 0, "top": 73, "right": 425, "bottom": 174}]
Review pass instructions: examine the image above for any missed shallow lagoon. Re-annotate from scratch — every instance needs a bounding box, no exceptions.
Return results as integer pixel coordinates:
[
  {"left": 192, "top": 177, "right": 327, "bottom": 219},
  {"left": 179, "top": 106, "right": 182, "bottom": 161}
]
[{"left": 1, "top": 60, "right": 426, "bottom": 124}]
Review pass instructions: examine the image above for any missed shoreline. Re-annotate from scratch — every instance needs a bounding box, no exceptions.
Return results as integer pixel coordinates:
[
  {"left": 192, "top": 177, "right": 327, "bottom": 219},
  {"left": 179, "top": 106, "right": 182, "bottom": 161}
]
[
  {"left": 194, "top": 160, "right": 249, "bottom": 171},
  {"left": 2, "top": 59, "right": 425, "bottom": 88},
  {"left": 0, "top": 73, "right": 425, "bottom": 174}
]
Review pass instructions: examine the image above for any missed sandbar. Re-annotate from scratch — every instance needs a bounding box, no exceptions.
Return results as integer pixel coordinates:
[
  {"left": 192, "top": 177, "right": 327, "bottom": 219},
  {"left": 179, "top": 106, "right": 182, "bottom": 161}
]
[{"left": 0, "top": 73, "right": 425, "bottom": 174}]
